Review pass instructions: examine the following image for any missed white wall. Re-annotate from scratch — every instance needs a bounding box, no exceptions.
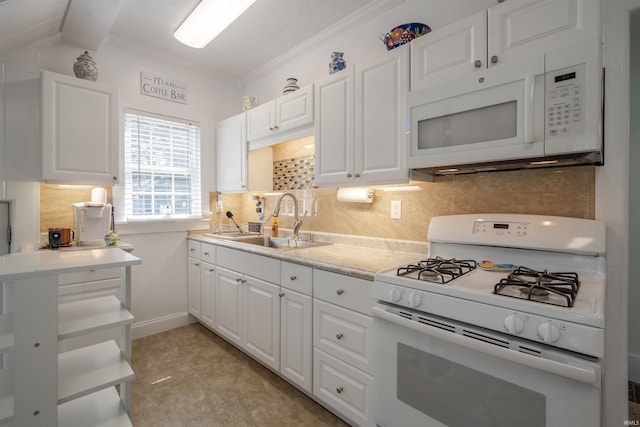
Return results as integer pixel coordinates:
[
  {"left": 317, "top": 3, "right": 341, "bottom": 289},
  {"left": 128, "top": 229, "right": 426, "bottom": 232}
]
[{"left": 1, "top": 35, "right": 244, "bottom": 336}]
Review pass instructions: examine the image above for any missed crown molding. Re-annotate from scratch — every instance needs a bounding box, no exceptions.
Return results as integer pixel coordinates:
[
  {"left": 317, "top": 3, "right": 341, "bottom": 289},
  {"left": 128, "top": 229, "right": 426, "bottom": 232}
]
[{"left": 240, "top": 0, "right": 406, "bottom": 85}]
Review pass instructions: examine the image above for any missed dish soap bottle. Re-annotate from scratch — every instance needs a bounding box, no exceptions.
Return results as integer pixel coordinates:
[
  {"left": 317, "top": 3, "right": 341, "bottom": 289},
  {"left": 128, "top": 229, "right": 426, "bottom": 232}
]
[{"left": 272, "top": 217, "right": 278, "bottom": 237}]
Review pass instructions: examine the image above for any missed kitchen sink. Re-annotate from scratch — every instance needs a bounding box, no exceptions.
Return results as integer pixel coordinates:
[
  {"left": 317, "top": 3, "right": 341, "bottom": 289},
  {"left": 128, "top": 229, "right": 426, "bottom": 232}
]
[
  {"left": 238, "top": 236, "right": 331, "bottom": 249},
  {"left": 203, "top": 231, "right": 256, "bottom": 239}
]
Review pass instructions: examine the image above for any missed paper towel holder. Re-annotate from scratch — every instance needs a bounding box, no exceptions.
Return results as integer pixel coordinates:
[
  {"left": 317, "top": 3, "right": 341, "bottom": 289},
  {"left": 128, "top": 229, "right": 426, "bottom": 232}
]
[{"left": 336, "top": 187, "right": 375, "bottom": 203}]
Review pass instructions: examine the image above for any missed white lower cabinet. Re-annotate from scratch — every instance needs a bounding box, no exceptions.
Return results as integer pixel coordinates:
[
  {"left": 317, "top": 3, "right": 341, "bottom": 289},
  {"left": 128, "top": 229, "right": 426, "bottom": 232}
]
[
  {"left": 312, "top": 269, "right": 374, "bottom": 427},
  {"left": 215, "top": 247, "right": 281, "bottom": 370},
  {"left": 279, "top": 261, "right": 313, "bottom": 393},
  {"left": 187, "top": 241, "right": 216, "bottom": 327}
]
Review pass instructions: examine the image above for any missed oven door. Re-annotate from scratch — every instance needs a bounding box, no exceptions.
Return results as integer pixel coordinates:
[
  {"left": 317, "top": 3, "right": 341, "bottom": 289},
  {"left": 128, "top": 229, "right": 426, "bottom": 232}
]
[
  {"left": 407, "top": 54, "right": 545, "bottom": 171},
  {"left": 372, "top": 304, "right": 601, "bottom": 427}
]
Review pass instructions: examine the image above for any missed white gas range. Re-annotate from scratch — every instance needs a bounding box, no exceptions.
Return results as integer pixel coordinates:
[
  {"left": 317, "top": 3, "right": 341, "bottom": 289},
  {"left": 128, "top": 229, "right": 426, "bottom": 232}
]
[{"left": 372, "top": 214, "right": 606, "bottom": 427}]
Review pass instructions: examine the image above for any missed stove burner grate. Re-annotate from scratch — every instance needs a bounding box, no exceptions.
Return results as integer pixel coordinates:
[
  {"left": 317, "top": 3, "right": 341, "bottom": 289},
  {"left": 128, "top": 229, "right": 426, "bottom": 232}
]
[
  {"left": 493, "top": 266, "right": 580, "bottom": 307},
  {"left": 397, "top": 257, "right": 477, "bottom": 284}
]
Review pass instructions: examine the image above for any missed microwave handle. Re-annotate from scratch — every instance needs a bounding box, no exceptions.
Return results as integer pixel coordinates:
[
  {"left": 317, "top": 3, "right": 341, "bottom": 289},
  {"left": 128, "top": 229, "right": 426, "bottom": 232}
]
[{"left": 524, "top": 74, "right": 536, "bottom": 143}]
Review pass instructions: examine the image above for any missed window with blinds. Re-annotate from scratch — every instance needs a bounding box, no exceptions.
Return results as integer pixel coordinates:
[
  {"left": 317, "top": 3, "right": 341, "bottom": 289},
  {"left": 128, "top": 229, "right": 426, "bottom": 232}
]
[{"left": 123, "top": 110, "right": 201, "bottom": 219}]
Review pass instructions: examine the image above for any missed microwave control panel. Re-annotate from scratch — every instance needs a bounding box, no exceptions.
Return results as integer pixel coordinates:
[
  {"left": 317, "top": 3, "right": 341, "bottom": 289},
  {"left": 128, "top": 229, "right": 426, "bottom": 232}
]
[{"left": 546, "top": 64, "right": 586, "bottom": 139}]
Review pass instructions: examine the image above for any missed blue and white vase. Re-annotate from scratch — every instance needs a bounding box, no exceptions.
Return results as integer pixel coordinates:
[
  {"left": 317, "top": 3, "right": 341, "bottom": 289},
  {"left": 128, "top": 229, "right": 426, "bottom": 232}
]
[
  {"left": 73, "top": 51, "right": 98, "bottom": 81},
  {"left": 329, "top": 52, "right": 346, "bottom": 74}
]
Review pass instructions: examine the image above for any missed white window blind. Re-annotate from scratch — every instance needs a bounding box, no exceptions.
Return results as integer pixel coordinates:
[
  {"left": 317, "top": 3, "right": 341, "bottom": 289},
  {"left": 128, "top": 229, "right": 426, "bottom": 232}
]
[{"left": 123, "top": 110, "right": 201, "bottom": 219}]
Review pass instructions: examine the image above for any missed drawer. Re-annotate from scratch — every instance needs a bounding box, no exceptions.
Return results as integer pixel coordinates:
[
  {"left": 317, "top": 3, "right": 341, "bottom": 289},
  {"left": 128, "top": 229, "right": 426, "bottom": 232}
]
[
  {"left": 314, "top": 299, "right": 373, "bottom": 374},
  {"left": 313, "top": 348, "right": 372, "bottom": 427},
  {"left": 281, "top": 262, "right": 312, "bottom": 295},
  {"left": 313, "top": 269, "right": 372, "bottom": 315},
  {"left": 217, "top": 247, "right": 280, "bottom": 284},
  {"left": 187, "top": 239, "right": 202, "bottom": 259},
  {"left": 201, "top": 242, "right": 216, "bottom": 264},
  {"left": 58, "top": 267, "right": 121, "bottom": 285}
]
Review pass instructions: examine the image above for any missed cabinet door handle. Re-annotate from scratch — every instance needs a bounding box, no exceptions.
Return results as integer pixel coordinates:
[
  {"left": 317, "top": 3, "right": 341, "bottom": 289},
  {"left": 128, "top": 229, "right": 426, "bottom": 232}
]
[
  {"left": 236, "top": 278, "right": 242, "bottom": 283},
  {"left": 490, "top": 55, "right": 499, "bottom": 64},
  {"left": 355, "top": 173, "right": 360, "bottom": 178},
  {"left": 279, "top": 292, "right": 285, "bottom": 297},
  {"left": 209, "top": 268, "right": 214, "bottom": 273},
  {"left": 112, "top": 176, "right": 118, "bottom": 182},
  {"left": 336, "top": 289, "right": 344, "bottom": 295},
  {"left": 336, "top": 386, "right": 344, "bottom": 394},
  {"left": 269, "top": 126, "right": 275, "bottom": 131},
  {"left": 204, "top": 252, "right": 209, "bottom": 256},
  {"left": 474, "top": 59, "right": 482, "bottom": 68},
  {"left": 290, "top": 275, "right": 297, "bottom": 281},
  {"left": 336, "top": 333, "right": 344, "bottom": 340},
  {"left": 346, "top": 173, "right": 353, "bottom": 178},
  {"left": 195, "top": 263, "right": 200, "bottom": 267},
  {"left": 274, "top": 125, "right": 279, "bottom": 130},
  {"left": 190, "top": 248, "right": 195, "bottom": 252}
]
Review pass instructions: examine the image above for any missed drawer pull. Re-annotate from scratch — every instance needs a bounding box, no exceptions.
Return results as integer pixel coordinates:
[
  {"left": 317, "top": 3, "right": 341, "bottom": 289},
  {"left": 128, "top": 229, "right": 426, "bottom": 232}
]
[
  {"left": 336, "top": 386, "right": 344, "bottom": 394},
  {"left": 190, "top": 248, "right": 195, "bottom": 252},
  {"left": 195, "top": 263, "right": 200, "bottom": 267},
  {"left": 290, "top": 275, "right": 297, "bottom": 281},
  {"left": 336, "top": 333, "right": 344, "bottom": 340},
  {"left": 204, "top": 252, "right": 209, "bottom": 256},
  {"left": 209, "top": 268, "right": 214, "bottom": 273},
  {"left": 336, "top": 289, "right": 344, "bottom": 295}
]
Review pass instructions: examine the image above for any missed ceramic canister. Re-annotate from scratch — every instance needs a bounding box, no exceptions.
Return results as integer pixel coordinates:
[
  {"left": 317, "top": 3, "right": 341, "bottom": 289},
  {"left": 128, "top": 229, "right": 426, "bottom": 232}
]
[
  {"left": 73, "top": 51, "right": 98, "bottom": 81},
  {"left": 282, "top": 78, "right": 300, "bottom": 95}
]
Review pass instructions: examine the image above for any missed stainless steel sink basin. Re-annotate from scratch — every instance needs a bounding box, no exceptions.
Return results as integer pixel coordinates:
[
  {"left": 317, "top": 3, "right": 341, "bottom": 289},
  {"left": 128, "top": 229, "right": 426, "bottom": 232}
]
[{"left": 239, "top": 236, "right": 331, "bottom": 249}]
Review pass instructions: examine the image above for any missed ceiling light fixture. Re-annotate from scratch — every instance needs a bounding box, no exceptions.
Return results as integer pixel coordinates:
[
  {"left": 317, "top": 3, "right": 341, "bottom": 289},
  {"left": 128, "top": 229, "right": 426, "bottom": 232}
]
[{"left": 174, "top": 0, "right": 257, "bottom": 48}]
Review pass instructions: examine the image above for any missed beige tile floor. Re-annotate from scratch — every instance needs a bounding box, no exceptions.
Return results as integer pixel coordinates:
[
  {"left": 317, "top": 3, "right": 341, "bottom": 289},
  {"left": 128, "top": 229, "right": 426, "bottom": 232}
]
[
  {"left": 129, "top": 323, "right": 350, "bottom": 426},
  {"left": 129, "top": 323, "right": 640, "bottom": 426}
]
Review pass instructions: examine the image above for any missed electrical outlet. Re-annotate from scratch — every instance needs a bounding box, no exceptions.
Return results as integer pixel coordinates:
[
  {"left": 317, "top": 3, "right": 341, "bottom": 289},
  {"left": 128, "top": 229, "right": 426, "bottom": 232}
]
[{"left": 391, "top": 200, "right": 401, "bottom": 219}]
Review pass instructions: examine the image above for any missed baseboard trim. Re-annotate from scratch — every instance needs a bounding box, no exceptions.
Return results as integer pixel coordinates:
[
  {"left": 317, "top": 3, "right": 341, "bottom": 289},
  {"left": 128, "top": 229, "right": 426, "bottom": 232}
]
[{"left": 131, "top": 312, "right": 195, "bottom": 339}]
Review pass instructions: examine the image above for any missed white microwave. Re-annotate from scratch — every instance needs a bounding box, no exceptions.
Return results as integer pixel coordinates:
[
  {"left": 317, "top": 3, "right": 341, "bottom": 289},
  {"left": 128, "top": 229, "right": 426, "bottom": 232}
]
[{"left": 407, "top": 40, "right": 602, "bottom": 174}]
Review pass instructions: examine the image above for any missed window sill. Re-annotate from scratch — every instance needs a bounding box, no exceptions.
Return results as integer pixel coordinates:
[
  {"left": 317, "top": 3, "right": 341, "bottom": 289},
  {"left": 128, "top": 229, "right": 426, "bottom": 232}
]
[{"left": 115, "top": 217, "right": 210, "bottom": 235}]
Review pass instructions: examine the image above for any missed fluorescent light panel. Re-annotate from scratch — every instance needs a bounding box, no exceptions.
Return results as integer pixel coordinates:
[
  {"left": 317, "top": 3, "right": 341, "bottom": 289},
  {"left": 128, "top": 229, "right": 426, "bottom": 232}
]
[{"left": 174, "top": 0, "right": 257, "bottom": 48}]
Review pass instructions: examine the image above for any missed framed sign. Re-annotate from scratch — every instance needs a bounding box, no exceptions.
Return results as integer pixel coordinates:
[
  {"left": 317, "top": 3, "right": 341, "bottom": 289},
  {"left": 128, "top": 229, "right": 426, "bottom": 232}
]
[{"left": 140, "top": 72, "right": 187, "bottom": 104}]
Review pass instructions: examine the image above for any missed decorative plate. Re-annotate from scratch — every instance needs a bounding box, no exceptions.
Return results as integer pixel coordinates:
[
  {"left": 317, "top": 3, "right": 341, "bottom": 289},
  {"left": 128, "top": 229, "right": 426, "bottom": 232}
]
[{"left": 381, "top": 23, "right": 431, "bottom": 51}]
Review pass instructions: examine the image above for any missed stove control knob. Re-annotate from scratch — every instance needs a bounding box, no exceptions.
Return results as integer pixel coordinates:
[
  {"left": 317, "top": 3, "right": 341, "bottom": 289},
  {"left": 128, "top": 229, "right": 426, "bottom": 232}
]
[
  {"left": 407, "top": 292, "right": 422, "bottom": 309},
  {"left": 538, "top": 322, "right": 561, "bottom": 343},
  {"left": 388, "top": 287, "right": 402, "bottom": 303},
  {"left": 504, "top": 314, "right": 525, "bottom": 334}
]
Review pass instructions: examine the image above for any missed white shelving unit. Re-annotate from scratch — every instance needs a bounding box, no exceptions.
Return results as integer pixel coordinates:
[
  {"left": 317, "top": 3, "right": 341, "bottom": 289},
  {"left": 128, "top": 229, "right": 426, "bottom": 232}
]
[{"left": 0, "top": 248, "right": 140, "bottom": 427}]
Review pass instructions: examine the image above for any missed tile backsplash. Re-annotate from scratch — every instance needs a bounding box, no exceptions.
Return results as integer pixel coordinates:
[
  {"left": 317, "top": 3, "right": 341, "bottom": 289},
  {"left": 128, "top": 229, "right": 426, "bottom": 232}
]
[{"left": 210, "top": 165, "right": 595, "bottom": 243}]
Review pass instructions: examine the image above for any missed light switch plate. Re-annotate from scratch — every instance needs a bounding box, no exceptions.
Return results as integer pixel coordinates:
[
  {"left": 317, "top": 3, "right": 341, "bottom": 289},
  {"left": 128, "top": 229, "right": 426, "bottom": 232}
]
[{"left": 391, "top": 200, "right": 401, "bottom": 219}]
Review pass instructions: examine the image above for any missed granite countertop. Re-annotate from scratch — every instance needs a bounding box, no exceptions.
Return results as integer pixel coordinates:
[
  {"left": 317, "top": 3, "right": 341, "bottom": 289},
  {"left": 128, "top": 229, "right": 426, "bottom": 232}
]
[{"left": 189, "top": 233, "right": 427, "bottom": 280}]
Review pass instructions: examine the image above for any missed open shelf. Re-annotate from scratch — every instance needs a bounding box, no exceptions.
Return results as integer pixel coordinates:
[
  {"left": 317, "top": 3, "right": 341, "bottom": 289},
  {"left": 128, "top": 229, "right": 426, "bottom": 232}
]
[
  {"left": 58, "top": 387, "right": 132, "bottom": 427},
  {"left": 58, "top": 340, "right": 134, "bottom": 404},
  {"left": 0, "top": 368, "right": 14, "bottom": 425},
  {"left": 58, "top": 296, "right": 133, "bottom": 340},
  {"left": 0, "top": 313, "right": 14, "bottom": 353}
]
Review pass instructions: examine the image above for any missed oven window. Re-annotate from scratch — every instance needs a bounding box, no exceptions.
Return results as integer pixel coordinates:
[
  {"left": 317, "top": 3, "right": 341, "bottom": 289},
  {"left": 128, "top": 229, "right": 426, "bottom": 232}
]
[
  {"left": 397, "top": 342, "right": 545, "bottom": 427},
  {"left": 417, "top": 100, "right": 517, "bottom": 149}
]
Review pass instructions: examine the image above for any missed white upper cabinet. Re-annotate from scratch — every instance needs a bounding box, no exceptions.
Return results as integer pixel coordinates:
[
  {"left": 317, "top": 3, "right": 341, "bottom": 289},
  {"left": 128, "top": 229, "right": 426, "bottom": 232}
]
[
  {"left": 314, "top": 70, "right": 354, "bottom": 186},
  {"left": 215, "top": 112, "right": 247, "bottom": 193},
  {"left": 411, "top": 0, "right": 599, "bottom": 91},
  {"left": 246, "top": 84, "right": 314, "bottom": 142},
  {"left": 41, "top": 70, "right": 119, "bottom": 185},
  {"left": 488, "top": 0, "right": 599, "bottom": 66},
  {"left": 315, "top": 46, "right": 409, "bottom": 186},
  {"left": 411, "top": 10, "right": 487, "bottom": 91}
]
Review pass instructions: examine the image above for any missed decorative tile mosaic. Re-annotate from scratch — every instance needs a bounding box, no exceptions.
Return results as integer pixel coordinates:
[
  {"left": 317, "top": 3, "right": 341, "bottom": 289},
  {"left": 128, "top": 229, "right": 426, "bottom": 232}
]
[{"left": 273, "top": 155, "right": 315, "bottom": 190}]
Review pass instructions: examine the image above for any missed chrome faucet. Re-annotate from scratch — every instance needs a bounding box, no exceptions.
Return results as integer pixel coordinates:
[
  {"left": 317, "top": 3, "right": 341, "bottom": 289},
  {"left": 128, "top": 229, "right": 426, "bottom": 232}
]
[{"left": 273, "top": 192, "right": 308, "bottom": 239}]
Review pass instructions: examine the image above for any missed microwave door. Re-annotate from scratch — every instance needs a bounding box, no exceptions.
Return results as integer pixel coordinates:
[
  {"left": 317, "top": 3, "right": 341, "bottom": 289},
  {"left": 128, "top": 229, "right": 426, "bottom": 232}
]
[{"left": 407, "top": 58, "right": 545, "bottom": 170}]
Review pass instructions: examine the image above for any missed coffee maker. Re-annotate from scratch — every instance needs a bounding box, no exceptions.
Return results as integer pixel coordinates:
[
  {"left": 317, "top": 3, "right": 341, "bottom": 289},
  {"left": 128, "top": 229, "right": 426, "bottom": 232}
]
[{"left": 73, "top": 188, "right": 112, "bottom": 246}]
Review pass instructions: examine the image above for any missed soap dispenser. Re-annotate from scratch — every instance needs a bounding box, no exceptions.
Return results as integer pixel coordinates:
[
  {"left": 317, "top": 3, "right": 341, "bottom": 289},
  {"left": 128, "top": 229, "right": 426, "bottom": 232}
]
[{"left": 272, "top": 216, "right": 278, "bottom": 237}]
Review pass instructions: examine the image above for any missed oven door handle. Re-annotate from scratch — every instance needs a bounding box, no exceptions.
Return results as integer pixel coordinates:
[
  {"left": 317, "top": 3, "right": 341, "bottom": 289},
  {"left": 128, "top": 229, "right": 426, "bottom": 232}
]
[{"left": 371, "top": 306, "right": 599, "bottom": 387}]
